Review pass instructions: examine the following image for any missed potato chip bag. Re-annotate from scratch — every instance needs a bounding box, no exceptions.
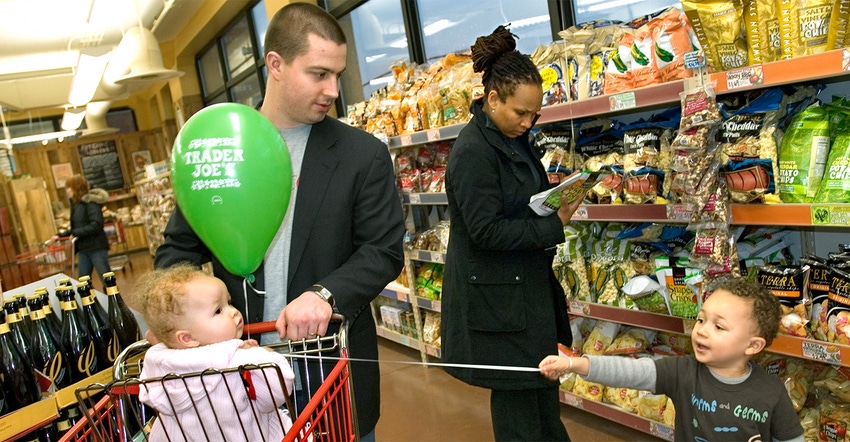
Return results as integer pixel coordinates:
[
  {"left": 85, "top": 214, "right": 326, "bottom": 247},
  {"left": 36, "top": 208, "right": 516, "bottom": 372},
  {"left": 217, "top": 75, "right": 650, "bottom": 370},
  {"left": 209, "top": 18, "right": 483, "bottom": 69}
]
[
  {"left": 573, "top": 376, "right": 605, "bottom": 402},
  {"left": 604, "top": 33, "right": 635, "bottom": 94},
  {"left": 604, "top": 327, "right": 656, "bottom": 355},
  {"left": 827, "top": 0, "right": 850, "bottom": 49},
  {"left": 682, "top": 0, "right": 748, "bottom": 72},
  {"left": 603, "top": 386, "right": 641, "bottom": 412},
  {"left": 826, "top": 265, "right": 850, "bottom": 344},
  {"left": 802, "top": 255, "right": 830, "bottom": 341},
  {"left": 814, "top": 127, "right": 850, "bottom": 203},
  {"left": 637, "top": 393, "right": 669, "bottom": 422},
  {"left": 583, "top": 320, "right": 621, "bottom": 355},
  {"left": 778, "top": 104, "right": 831, "bottom": 203},
  {"left": 757, "top": 265, "right": 812, "bottom": 338},
  {"left": 778, "top": 0, "right": 833, "bottom": 59}
]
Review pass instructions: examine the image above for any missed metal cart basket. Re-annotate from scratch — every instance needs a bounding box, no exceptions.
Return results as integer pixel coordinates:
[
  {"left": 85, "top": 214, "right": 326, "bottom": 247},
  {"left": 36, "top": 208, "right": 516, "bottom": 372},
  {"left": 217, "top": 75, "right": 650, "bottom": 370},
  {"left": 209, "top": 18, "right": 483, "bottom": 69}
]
[
  {"left": 60, "top": 314, "right": 357, "bottom": 442},
  {"left": 16, "top": 237, "right": 75, "bottom": 278}
]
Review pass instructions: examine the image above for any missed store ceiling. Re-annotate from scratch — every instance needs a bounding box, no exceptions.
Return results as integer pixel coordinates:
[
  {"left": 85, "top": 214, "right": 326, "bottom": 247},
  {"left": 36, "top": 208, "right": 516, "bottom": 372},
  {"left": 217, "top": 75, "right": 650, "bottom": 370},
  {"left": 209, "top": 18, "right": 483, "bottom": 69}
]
[{"left": 0, "top": 0, "right": 201, "bottom": 114}]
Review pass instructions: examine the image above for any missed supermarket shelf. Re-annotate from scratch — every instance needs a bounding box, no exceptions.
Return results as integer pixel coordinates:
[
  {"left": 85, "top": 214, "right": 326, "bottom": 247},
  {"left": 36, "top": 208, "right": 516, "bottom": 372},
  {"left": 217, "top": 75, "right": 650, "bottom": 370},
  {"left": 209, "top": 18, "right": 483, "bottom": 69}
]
[
  {"left": 538, "top": 80, "right": 688, "bottom": 124},
  {"left": 376, "top": 325, "right": 421, "bottom": 351},
  {"left": 387, "top": 123, "right": 466, "bottom": 148},
  {"left": 559, "top": 390, "right": 675, "bottom": 442},
  {"left": 403, "top": 192, "right": 449, "bottom": 205},
  {"left": 571, "top": 204, "right": 673, "bottom": 223},
  {"left": 712, "top": 49, "right": 850, "bottom": 94},
  {"left": 572, "top": 300, "right": 850, "bottom": 366},
  {"left": 381, "top": 283, "right": 411, "bottom": 303},
  {"left": 568, "top": 300, "right": 687, "bottom": 334},
  {"left": 414, "top": 295, "right": 442, "bottom": 312},
  {"left": 410, "top": 249, "right": 446, "bottom": 264}
]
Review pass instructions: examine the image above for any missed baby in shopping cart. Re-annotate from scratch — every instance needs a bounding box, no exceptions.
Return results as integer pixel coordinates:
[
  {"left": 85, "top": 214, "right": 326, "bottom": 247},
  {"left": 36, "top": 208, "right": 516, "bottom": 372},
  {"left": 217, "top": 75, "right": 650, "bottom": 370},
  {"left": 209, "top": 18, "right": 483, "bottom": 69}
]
[{"left": 129, "top": 263, "right": 296, "bottom": 441}]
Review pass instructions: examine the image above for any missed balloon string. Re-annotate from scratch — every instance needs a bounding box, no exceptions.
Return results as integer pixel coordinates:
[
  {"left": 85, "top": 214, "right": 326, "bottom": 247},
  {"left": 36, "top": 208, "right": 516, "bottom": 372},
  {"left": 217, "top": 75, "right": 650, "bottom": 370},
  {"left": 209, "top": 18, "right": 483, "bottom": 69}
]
[
  {"left": 242, "top": 278, "right": 266, "bottom": 340},
  {"left": 283, "top": 353, "right": 541, "bottom": 373}
]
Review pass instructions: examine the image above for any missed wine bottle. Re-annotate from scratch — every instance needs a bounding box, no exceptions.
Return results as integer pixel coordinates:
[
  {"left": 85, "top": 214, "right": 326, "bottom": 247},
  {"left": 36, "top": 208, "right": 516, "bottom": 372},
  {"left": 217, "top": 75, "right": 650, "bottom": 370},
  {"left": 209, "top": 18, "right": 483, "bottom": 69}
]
[
  {"left": 26, "top": 295, "right": 71, "bottom": 389},
  {"left": 77, "top": 281, "right": 113, "bottom": 370},
  {"left": 3, "top": 299, "right": 34, "bottom": 366},
  {"left": 13, "top": 293, "right": 34, "bottom": 343},
  {"left": 0, "top": 310, "right": 42, "bottom": 415},
  {"left": 103, "top": 272, "right": 140, "bottom": 350},
  {"left": 39, "top": 287, "right": 64, "bottom": 348},
  {"left": 59, "top": 287, "right": 98, "bottom": 383}
]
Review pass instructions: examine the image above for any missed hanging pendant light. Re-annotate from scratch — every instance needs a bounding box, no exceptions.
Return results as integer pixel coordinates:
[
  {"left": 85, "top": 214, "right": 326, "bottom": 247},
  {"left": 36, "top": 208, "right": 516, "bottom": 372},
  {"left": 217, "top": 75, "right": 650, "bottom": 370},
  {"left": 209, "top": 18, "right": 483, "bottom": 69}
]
[{"left": 114, "top": 26, "right": 183, "bottom": 84}]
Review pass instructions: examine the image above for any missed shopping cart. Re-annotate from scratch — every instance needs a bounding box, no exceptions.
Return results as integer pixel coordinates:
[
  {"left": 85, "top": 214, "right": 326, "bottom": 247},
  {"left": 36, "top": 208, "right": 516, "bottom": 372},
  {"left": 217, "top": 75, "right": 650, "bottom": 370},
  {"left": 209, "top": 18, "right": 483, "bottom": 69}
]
[
  {"left": 103, "top": 218, "right": 132, "bottom": 272},
  {"left": 60, "top": 314, "right": 357, "bottom": 442},
  {"left": 16, "top": 237, "right": 75, "bottom": 278}
]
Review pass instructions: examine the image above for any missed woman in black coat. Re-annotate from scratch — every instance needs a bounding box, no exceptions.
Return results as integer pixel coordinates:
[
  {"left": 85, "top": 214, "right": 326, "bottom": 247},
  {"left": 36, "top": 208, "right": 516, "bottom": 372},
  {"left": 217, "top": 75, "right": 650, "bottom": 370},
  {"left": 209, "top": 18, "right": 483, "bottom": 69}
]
[
  {"left": 57, "top": 174, "right": 111, "bottom": 285},
  {"left": 441, "top": 26, "right": 584, "bottom": 441}
]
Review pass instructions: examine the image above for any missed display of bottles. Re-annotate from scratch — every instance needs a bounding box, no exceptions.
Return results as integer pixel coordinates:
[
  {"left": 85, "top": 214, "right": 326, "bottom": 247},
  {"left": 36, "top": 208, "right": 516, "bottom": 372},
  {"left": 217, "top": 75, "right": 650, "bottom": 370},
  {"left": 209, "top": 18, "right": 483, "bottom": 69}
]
[
  {"left": 58, "top": 286, "right": 98, "bottom": 383},
  {"left": 3, "top": 299, "right": 33, "bottom": 365},
  {"left": 103, "top": 272, "right": 140, "bottom": 351},
  {"left": 0, "top": 310, "right": 42, "bottom": 415},
  {"left": 77, "top": 281, "right": 113, "bottom": 370},
  {"left": 26, "top": 294, "right": 71, "bottom": 389}
]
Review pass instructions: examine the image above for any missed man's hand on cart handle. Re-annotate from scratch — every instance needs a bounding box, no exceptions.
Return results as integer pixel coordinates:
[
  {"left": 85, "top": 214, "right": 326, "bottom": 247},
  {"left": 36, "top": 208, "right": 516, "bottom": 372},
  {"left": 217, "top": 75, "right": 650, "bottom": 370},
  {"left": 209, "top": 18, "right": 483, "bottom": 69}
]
[
  {"left": 276, "top": 290, "right": 333, "bottom": 340},
  {"left": 49, "top": 234, "right": 73, "bottom": 243}
]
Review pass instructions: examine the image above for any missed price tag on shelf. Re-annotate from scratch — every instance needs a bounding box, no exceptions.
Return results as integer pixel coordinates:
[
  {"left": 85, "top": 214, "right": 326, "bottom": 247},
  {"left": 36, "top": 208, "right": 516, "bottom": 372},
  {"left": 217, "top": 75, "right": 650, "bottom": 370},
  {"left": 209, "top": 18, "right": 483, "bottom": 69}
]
[
  {"left": 561, "top": 392, "right": 582, "bottom": 407},
  {"left": 400, "top": 134, "right": 412, "bottom": 146},
  {"left": 683, "top": 51, "right": 706, "bottom": 69},
  {"left": 608, "top": 92, "right": 636, "bottom": 111},
  {"left": 408, "top": 193, "right": 421, "bottom": 204},
  {"left": 568, "top": 300, "right": 589, "bottom": 316},
  {"left": 801, "top": 340, "right": 842, "bottom": 365},
  {"left": 426, "top": 345, "right": 439, "bottom": 357},
  {"left": 666, "top": 204, "right": 693, "bottom": 221},
  {"left": 650, "top": 423, "right": 675, "bottom": 441},
  {"left": 427, "top": 128, "right": 441, "bottom": 141},
  {"left": 725, "top": 65, "right": 764, "bottom": 90},
  {"left": 571, "top": 206, "right": 589, "bottom": 220},
  {"left": 811, "top": 205, "right": 850, "bottom": 226}
]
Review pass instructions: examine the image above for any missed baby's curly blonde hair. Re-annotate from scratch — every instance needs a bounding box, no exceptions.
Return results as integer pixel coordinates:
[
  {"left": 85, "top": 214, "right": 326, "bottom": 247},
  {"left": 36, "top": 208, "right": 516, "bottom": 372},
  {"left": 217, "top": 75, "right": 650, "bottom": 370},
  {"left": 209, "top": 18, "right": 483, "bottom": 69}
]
[{"left": 130, "top": 263, "right": 206, "bottom": 347}]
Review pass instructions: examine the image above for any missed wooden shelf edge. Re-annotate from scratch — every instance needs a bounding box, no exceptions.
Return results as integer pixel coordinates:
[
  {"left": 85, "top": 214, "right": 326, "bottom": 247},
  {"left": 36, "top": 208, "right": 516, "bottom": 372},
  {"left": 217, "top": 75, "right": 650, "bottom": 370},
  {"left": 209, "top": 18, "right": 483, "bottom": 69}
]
[
  {"left": 559, "top": 390, "right": 675, "bottom": 441},
  {"left": 713, "top": 49, "right": 848, "bottom": 94},
  {"left": 376, "top": 325, "right": 421, "bottom": 351}
]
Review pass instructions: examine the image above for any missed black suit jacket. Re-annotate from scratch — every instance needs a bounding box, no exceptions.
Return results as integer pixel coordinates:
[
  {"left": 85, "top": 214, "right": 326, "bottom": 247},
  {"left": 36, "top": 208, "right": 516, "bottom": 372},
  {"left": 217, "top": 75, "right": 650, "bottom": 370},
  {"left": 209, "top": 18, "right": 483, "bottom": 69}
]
[{"left": 155, "top": 116, "right": 406, "bottom": 434}]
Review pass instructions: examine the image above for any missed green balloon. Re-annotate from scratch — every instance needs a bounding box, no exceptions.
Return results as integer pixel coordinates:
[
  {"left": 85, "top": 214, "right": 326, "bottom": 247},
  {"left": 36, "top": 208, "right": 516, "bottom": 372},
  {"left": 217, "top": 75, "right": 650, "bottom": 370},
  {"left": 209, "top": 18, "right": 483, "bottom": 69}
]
[{"left": 171, "top": 103, "right": 291, "bottom": 278}]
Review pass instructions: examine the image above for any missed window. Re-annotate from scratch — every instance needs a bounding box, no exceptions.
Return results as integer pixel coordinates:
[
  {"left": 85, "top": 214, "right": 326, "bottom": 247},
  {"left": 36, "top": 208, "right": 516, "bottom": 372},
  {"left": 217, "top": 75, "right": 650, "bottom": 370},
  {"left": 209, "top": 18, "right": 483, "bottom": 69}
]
[
  {"left": 196, "top": 1, "right": 266, "bottom": 108},
  {"left": 572, "top": 0, "right": 681, "bottom": 26},
  {"left": 333, "top": 0, "right": 553, "bottom": 109}
]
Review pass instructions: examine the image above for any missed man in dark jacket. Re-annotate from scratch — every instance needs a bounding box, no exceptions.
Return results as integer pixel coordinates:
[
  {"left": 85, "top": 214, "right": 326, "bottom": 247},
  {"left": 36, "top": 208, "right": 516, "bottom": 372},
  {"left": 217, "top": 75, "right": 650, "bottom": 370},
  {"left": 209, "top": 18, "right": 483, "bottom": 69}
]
[{"left": 155, "top": 4, "right": 405, "bottom": 439}]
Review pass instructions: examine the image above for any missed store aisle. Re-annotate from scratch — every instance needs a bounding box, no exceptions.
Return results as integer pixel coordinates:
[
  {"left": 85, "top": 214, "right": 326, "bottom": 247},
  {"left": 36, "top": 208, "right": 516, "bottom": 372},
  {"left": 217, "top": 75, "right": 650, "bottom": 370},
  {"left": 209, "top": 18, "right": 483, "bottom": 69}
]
[{"left": 114, "top": 251, "right": 660, "bottom": 441}]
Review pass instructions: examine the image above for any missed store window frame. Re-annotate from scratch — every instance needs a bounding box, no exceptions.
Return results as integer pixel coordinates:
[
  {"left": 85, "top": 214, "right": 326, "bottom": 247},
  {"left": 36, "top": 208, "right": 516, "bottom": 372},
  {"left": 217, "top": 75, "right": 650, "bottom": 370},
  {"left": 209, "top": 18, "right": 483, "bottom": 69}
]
[
  {"left": 196, "top": 0, "right": 267, "bottom": 109},
  {"left": 320, "top": 0, "right": 571, "bottom": 115}
]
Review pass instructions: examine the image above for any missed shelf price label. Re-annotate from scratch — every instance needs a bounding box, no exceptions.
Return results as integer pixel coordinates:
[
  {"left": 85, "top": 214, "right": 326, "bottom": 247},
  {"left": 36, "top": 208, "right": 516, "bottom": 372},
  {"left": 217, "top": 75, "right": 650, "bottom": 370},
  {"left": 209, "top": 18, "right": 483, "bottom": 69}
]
[
  {"left": 561, "top": 392, "right": 582, "bottom": 408},
  {"left": 666, "top": 204, "right": 693, "bottom": 222},
  {"left": 408, "top": 193, "right": 422, "bottom": 204},
  {"left": 608, "top": 92, "right": 636, "bottom": 111},
  {"left": 427, "top": 128, "right": 441, "bottom": 141},
  {"left": 801, "top": 341, "right": 842, "bottom": 365},
  {"left": 571, "top": 206, "right": 589, "bottom": 220},
  {"left": 400, "top": 134, "right": 413, "bottom": 146},
  {"left": 725, "top": 65, "right": 764, "bottom": 90},
  {"left": 811, "top": 205, "right": 850, "bottom": 226},
  {"left": 568, "top": 300, "right": 590, "bottom": 316},
  {"left": 650, "top": 423, "right": 675, "bottom": 442}
]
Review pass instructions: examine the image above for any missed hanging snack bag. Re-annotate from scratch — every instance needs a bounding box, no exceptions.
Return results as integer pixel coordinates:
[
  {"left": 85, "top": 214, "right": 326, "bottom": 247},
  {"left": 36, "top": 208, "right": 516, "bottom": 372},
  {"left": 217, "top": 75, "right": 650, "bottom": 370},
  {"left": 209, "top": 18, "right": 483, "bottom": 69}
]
[
  {"left": 679, "top": 83, "right": 722, "bottom": 131},
  {"left": 718, "top": 88, "right": 783, "bottom": 203},
  {"left": 681, "top": 0, "right": 748, "bottom": 72},
  {"left": 778, "top": 0, "right": 834, "bottom": 59},
  {"left": 802, "top": 255, "right": 830, "bottom": 341},
  {"left": 757, "top": 265, "right": 812, "bottom": 338},
  {"left": 779, "top": 104, "right": 831, "bottom": 203},
  {"left": 689, "top": 222, "right": 738, "bottom": 275}
]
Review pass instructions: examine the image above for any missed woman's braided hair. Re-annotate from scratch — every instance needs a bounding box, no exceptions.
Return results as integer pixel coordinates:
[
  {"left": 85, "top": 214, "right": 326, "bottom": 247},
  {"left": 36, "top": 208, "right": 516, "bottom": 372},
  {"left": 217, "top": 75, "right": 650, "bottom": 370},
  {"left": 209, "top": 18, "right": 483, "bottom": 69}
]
[{"left": 470, "top": 25, "right": 542, "bottom": 103}]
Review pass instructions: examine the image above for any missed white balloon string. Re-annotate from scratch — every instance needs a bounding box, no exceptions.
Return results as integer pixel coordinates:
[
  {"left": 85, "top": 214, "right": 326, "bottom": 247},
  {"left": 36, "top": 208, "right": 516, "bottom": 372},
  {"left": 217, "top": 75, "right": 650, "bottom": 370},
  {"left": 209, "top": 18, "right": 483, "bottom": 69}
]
[
  {"left": 242, "top": 278, "right": 267, "bottom": 340},
  {"left": 281, "top": 353, "right": 541, "bottom": 373}
]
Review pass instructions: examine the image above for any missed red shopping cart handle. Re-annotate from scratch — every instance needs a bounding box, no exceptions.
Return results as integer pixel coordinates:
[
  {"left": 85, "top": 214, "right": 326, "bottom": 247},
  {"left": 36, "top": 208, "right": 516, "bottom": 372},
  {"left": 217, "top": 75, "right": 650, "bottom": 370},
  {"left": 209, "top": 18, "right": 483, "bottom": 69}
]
[{"left": 242, "top": 321, "right": 277, "bottom": 335}]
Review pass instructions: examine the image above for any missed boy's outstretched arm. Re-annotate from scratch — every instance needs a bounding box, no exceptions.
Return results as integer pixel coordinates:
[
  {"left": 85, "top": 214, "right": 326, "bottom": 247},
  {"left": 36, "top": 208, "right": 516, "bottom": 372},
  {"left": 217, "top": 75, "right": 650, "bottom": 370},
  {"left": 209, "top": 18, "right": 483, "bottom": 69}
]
[{"left": 539, "top": 356, "right": 590, "bottom": 379}]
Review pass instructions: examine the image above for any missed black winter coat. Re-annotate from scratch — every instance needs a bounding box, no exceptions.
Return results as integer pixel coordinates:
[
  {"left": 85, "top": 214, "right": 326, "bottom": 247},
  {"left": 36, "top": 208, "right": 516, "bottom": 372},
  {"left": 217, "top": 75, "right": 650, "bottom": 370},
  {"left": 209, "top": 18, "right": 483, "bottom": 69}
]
[
  {"left": 61, "top": 188, "right": 109, "bottom": 254},
  {"left": 441, "top": 99, "right": 572, "bottom": 390}
]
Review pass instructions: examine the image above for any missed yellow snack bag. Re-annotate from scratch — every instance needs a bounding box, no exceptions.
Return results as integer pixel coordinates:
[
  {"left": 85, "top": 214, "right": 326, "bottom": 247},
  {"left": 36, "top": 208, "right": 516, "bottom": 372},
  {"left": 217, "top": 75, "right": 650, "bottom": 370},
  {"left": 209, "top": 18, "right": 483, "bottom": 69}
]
[
  {"left": 827, "top": 0, "right": 850, "bottom": 49},
  {"left": 779, "top": 0, "right": 833, "bottom": 59},
  {"left": 682, "top": 0, "right": 748, "bottom": 72}
]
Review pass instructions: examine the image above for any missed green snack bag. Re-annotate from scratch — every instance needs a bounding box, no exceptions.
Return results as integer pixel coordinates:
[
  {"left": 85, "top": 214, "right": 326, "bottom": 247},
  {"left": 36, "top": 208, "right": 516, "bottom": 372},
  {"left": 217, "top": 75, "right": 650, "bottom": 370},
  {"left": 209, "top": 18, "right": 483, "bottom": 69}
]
[
  {"left": 778, "top": 105, "right": 830, "bottom": 203},
  {"left": 815, "top": 128, "right": 850, "bottom": 203}
]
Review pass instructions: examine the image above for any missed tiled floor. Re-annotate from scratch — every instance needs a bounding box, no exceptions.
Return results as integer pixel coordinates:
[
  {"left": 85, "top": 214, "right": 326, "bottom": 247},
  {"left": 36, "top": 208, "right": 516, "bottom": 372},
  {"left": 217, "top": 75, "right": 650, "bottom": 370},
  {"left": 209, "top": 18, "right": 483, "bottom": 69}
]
[{"left": 114, "top": 251, "right": 660, "bottom": 441}]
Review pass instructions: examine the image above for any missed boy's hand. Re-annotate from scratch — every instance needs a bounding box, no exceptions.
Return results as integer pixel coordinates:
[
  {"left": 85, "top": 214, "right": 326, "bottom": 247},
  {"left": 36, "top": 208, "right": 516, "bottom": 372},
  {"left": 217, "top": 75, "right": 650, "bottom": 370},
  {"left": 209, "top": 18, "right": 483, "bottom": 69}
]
[{"left": 539, "top": 355, "right": 570, "bottom": 380}]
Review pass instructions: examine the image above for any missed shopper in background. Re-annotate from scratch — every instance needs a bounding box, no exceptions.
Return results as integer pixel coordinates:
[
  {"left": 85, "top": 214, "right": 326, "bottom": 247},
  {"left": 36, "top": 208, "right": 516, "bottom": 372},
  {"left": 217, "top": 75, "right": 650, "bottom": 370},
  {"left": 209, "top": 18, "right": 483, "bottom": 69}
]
[
  {"left": 56, "top": 174, "right": 111, "bottom": 287},
  {"left": 441, "top": 25, "right": 582, "bottom": 441},
  {"left": 131, "top": 263, "right": 295, "bottom": 441},
  {"left": 155, "top": 3, "right": 405, "bottom": 440},
  {"left": 540, "top": 278, "right": 805, "bottom": 442}
]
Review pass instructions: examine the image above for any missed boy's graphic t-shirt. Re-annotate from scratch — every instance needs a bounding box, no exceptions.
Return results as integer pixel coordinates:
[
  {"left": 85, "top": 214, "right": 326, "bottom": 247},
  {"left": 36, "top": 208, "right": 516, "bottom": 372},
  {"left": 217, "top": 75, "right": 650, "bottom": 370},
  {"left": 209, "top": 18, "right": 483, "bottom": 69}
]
[{"left": 654, "top": 355, "right": 803, "bottom": 441}]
